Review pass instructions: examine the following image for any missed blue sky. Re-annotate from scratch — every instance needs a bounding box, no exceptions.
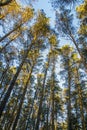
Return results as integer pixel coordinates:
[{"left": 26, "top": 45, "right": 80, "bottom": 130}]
[
  {"left": 33, "top": 0, "right": 55, "bottom": 27},
  {"left": 32, "top": 1, "right": 73, "bottom": 47},
  {"left": 18, "top": 0, "right": 55, "bottom": 27}
]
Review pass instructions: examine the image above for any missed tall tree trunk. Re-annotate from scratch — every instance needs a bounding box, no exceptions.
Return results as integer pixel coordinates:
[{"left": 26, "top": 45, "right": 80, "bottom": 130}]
[
  {"left": 0, "top": 23, "right": 22, "bottom": 42},
  {"left": 0, "top": 64, "right": 10, "bottom": 99},
  {"left": 0, "top": 63, "right": 9, "bottom": 80},
  {"left": 75, "top": 67, "right": 86, "bottom": 130},
  {"left": 0, "top": 32, "right": 20, "bottom": 53},
  {"left": 25, "top": 84, "right": 38, "bottom": 129},
  {"left": 67, "top": 60, "right": 72, "bottom": 130},
  {"left": 35, "top": 57, "right": 50, "bottom": 130},
  {"left": 7, "top": 99, "right": 19, "bottom": 129},
  {"left": 0, "top": 63, "right": 9, "bottom": 87},
  {"left": 64, "top": 22, "right": 87, "bottom": 71},
  {"left": 75, "top": 96, "right": 79, "bottom": 130},
  {"left": 51, "top": 89, "right": 55, "bottom": 130},
  {"left": 12, "top": 63, "right": 35, "bottom": 130},
  {"left": 68, "top": 29, "right": 87, "bottom": 71},
  {"left": 46, "top": 102, "right": 49, "bottom": 130},
  {"left": 0, "top": 42, "right": 33, "bottom": 118},
  {"left": 51, "top": 58, "right": 55, "bottom": 130}
]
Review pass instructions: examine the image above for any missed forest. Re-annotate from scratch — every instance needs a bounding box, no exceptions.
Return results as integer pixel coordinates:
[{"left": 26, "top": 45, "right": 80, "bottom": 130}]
[{"left": 0, "top": 0, "right": 87, "bottom": 130}]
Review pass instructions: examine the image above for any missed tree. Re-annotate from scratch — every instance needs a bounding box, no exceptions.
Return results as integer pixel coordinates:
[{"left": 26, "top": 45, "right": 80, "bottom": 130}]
[
  {"left": 35, "top": 53, "right": 50, "bottom": 130},
  {"left": 0, "top": 11, "right": 50, "bottom": 118},
  {"left": 60, "top": 45, "right": 73, "bottom": 130},
  {"left": 55, "top": 7, "right": 87, "bottom": 71},
  {"left": 73, "top": 67, "right": 86, "bottom": 130},
  {"left": 12, "top": 49, "right": 39, "bottom": 130},
  {"left": 0, "top": 0, "right": 87, "bottom": 130},
  {"left": 76, "top": 0, "right": 87, "bottom": 71}
]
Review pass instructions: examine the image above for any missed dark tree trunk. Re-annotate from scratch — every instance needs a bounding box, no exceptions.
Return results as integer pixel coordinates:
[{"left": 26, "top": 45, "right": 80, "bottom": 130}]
[
  {"left": 67, "top": 60, "right": 72, "bottom": 130},
  {"left": 51, "top": 89, "right": 55, "bottom": 130},
  {"left": 35, "top": 57, "right": 50, "bottom": 130},
  {"left": 75, "top": 68, "right": 86, "bottom": 130},
  {"left": 64, "top": 22, "right": 87, "bottom": 71},
  {"left": 0, "top": 33, "right": 20, "bottom": 53},
  {"left": 12, "top": 64, "right": 34, "bottom": 130},
  {"left": 46, "top": 104, "right": 49, "bottom": 130},
  {"left": 68, "top": 29, "right": 87, "bottom": 71},
  {"left": 7, "top": 100, "right": 19, "bottom": 129},
  {"left": 0, "top": 43, "right": 33, "bottom": 118},
  {"left": 0, "top": 23, "right": 22, "bottom": 42},
  {"left": 25, "top": 84, "right": 38, "bottom": 129},
  {"left": 51, "top": 59, "right": 55, "bottom": 130}
]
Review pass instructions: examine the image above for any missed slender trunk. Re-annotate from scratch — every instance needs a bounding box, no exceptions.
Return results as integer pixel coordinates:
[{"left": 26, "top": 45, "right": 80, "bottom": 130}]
[
  {"left": 75, "top": 68, "right": 86, "bottom": 130},
  {"left": 7, "top": 100, "right": 19, "bottom": 129},
  {"left": 0, "top": 97, "right": 18, "bottom": 128},
  {"left": 75, "top": 96, "right": 79, "bottom": 130},
  {"left": 0, "top": 23, "right": 22, "bottom": 42},
  {"left": 65, "top": 22, "right": 87, "bottom": 70},
  {"left": 67, "top": 60, "right": 72, "bottom": 130},
  {"left": 0, "top": 64, "right": 9, "bottom": 87},
  {"left": 49, "top": 46, "right": 55, "bottom": 130},
  {"left": 35, "top": 58, "right": 50, "bottom": 130},
  {"left": 0, "top": 33, "right": 20, "bottom": 53},
  {"left": 12, "top": 64, "right": 34, "bottom": 130},
  {"left": 51, "top": 90, "right": 55, "bottom": 130},
  {"left": 0, "top": 64, "right": 10, "bottom": 99},
  {"left": 65, "top": 23, "right": 81, "bottom": 58},
  {"left": 69, "top": 34, "right": 81, "bottom": 57},
  {"left": 51, "top": 60, "right": 55, "bottom": 130},
  {"left": 46, "top": 104, "right": 49, "bottom": 130},
  {"left": 25, "top": 85, "right": 38, "bottom": 129},
  {"left": 35, "top": 94, "right": 43, "bottom": 130},
  {"left": 51, "top": 81, "right": 55, "bottom": 130},
  {"left": 0, "top": 42, "right": 33, "bottom": 118},
  {"left": 69, "top": 31, "right": 87, "bottom": 70}
]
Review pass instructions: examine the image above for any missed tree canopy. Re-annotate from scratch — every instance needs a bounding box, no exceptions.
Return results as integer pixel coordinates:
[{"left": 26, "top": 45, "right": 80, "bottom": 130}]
[{"left": 0, "top": 0, "right": 87, "bottom": 130}]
